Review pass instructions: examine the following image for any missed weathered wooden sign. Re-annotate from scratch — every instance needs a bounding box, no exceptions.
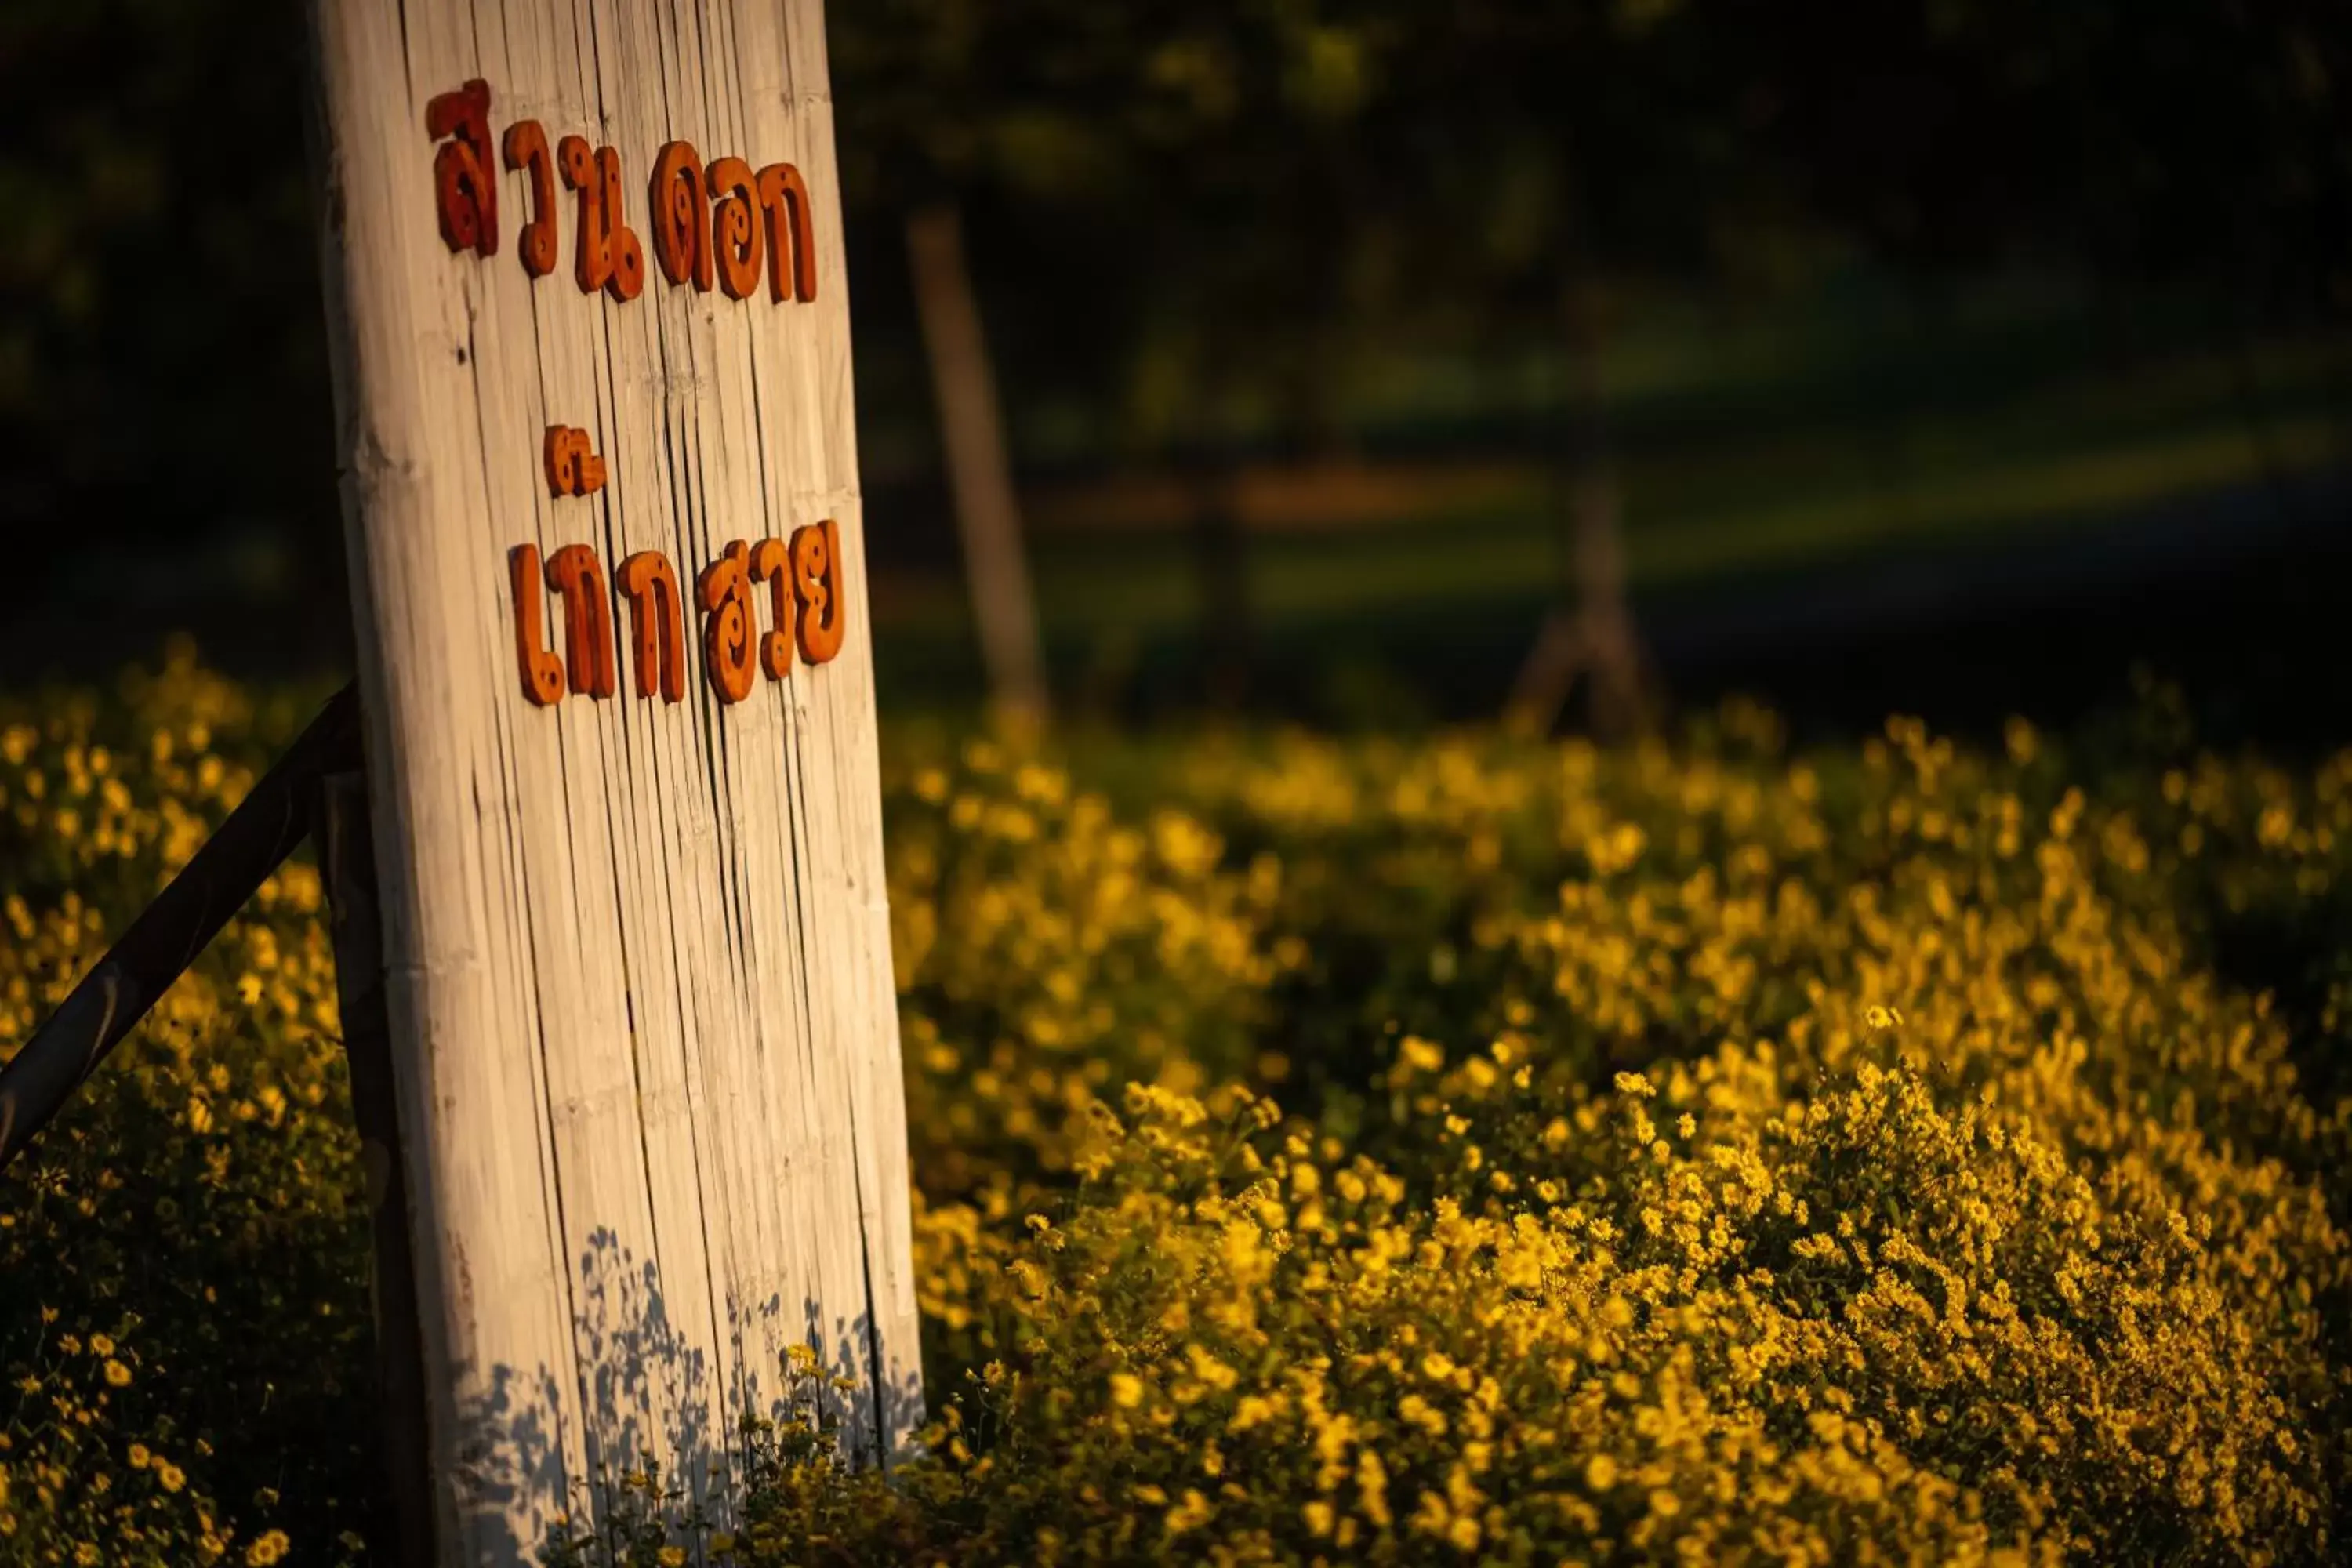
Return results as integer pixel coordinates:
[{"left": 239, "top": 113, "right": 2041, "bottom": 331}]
[{"left": 304, "top": 2, "right": 918, "bottom": 1559}]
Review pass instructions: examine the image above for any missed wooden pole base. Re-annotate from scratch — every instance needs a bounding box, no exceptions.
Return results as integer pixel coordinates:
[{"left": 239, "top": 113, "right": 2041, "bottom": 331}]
[{"left": 319, "top": 768, "right": 435, "bottom": 1568}]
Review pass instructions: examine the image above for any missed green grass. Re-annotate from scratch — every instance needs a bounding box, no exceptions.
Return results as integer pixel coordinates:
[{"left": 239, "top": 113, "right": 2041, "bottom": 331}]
[{"left": 877, "top": 328, "right": 2350, "bottom": 665}]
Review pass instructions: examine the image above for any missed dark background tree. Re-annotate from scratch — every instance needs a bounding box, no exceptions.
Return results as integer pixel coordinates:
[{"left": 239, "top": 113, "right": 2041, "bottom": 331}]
[
  {"left": 3, "top": 0, "right": 2348, "bottom": 743},
  {"left": 0, "top": 0, "right": 341, "bottom": 664}
]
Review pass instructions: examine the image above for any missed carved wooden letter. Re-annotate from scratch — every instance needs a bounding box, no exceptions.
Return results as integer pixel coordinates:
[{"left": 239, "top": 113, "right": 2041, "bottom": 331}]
[
  {"left": 789, "top": 519, "right": 847, "bottom": 665},
  {"left": 544, "top": 544, "right": 618, "bottom": 699},
  {"left": 617, "top": 551, "right": 687, "bottom": 703},
  {"left": 696, "top": 541, "right": 758, "bottom": 703},
  {"left": 509, "top": 543, "right": 566, "bottom": 706},
  {"left": 543, "top": 426, "right": 607, "bottom": 497},
  {"left": 598, "top": 147, "right": 647, "bottom": 302},
  {"left": 426, "top": 80, "right": 498, "bottom": 257},
  {"left": 559, "top": 136, "right": 646, "bottom": 303},
  {"left": 650, "top": 141, "right": 712, "bottom": 292},
  {"left": 503, "top": 120, "right": 558, "bottom": 280},
  {"left": 557, "top": 136, "right": 607, "bottom": 292},
  {"left": 756, "top": 163, "right": 818, "bottom": 303},
  {"left": 747, "top": 537, "right": 796, "bottom": 681},
  {"left": 706, "top": 158, "right": 764, "bottom": 302}
]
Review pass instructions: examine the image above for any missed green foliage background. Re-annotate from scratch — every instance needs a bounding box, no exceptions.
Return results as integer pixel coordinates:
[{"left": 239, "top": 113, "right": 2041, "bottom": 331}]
[{"left": 2, "top": 0, "right": 2347, "bottom": 695}]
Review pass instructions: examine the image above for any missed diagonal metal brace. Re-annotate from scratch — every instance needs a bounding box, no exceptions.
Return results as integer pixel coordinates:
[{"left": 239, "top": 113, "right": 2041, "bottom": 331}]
[{"left": 0, "top": 681, "right": 362, "bottom": 1171}]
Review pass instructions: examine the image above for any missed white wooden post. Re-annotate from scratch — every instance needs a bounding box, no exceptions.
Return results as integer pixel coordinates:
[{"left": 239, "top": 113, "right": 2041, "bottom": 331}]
[{"left": 303, "top": 3, "right": 920, "bottom": 1560}]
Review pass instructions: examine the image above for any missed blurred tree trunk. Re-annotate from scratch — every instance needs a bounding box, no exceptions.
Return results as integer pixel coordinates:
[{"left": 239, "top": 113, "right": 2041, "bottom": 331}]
[
  {"left": 1189, "top": 447, "right": 1253, "bottom": 712},
  {"left": 2223, "top": 282, "right": 2296, "bottom": 532},
  {"left": 1505, "top": 266, "right": 1653, "bottom": 739},
  {"left": 906, "top": 203, "right": 1050, "bottom": 725}
]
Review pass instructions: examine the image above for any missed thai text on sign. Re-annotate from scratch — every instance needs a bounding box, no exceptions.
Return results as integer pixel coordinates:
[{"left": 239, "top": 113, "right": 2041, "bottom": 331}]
[{"left": 424, "top": 77, "right": 850, "bottom": 711}]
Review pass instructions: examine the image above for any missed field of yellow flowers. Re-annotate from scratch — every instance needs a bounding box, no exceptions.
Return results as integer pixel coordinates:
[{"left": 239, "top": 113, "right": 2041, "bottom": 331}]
[{"left": 4, "top": 651, "right": 2350, "bottom": 1566}]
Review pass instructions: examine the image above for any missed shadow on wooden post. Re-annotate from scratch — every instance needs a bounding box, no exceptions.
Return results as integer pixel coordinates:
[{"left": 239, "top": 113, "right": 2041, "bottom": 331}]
[{"left": 318, "top": 768, "right": 436, "bottom": 1568}]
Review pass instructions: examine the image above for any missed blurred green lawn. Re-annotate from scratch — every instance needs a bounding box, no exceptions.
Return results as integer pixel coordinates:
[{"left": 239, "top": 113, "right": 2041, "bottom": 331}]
[{"left": 873, "top": 310, "right": 2350, "bottom": 669}]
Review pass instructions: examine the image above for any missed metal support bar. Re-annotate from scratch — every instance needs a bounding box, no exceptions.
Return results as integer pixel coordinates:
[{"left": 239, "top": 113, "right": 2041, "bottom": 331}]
[{"left": 0, "top": 682, "right": 361, "bottom": 1171}]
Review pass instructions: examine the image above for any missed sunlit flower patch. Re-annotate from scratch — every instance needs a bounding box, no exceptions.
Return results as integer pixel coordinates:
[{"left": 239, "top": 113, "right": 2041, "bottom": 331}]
[{"left": 5, "top": 658, "right": 2348, "bottom": 1563}]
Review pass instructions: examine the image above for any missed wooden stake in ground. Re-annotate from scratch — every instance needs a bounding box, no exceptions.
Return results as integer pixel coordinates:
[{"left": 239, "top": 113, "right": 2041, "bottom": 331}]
[
  {"left": 906, "top": 203, "right": 1051, "bottom": 725},
  {"left": 1504, "top": 272, "right": 1655, "bottom": 740},
  {"left": 304, "top": 3, "right": 920, "bottom": 1559}
]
